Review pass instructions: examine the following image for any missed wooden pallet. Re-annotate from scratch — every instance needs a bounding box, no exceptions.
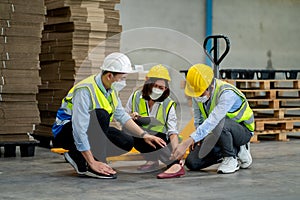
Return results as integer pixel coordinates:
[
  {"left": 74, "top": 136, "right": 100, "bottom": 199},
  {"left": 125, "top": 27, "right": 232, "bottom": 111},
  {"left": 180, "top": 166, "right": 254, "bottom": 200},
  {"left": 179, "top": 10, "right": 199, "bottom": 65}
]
[
  {"left": 287, "top": 128, "right": 300, "bottom": 139},
  {"left": 225, "top": 79, "right": 300, "bottom": 143},
  {"left": 239, "top": 88, "right": 300, "bottom": 99},
  {"left": 225, "top": 79, "right": 300, "bottom": 90},
  {"left": 251, "top": 131, "right": 288, "bottom": 143},
  {"left": 225, "top": 79, "right": 300, "bottom": 99},
  {"left": 248, "top": 98, "right": 299, "bottom": 109},
  {"left": 253, "top": 107, "right": 300, "bottom": 119},
  {"left": 252, "top": 127, "right": 300, "bottom": 143},
  {"left": 254, "top": 118, "right": 300, "bottom": 131}
]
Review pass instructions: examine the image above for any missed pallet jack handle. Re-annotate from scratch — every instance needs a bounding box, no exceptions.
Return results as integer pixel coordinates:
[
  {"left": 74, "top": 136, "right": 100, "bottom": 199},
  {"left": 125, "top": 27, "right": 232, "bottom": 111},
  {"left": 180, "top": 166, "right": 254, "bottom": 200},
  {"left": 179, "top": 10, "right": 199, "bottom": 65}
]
[{"left": 203, "top": 35, "right": 230, "bottom": 78}]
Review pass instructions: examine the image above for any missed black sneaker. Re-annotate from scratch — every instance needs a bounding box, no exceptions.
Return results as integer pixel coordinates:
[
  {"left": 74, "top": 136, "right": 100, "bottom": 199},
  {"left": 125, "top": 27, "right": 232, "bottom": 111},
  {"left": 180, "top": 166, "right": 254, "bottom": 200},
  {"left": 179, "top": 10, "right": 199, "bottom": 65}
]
[
  {"left": 64, "top": 151, "right": 87, "bottom": 175},
  {"left": 84, "top": 166, "right": 117, "bottom": 179}
]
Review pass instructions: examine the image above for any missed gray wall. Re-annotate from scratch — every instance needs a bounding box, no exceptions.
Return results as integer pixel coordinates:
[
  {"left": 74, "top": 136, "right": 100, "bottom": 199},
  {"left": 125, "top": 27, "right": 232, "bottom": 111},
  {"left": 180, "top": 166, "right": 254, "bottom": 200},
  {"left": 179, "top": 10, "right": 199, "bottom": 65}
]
[
  {"left": 116, "top": 0, "right": 300, "bottom": 128},
  {"left": 117, "top": 0, "right": 300, "bottom": 70},
  {"left": 214, "top": 0, "right": 300, "bottom": 70},
  {"left": 116, "top": 0, "right": 206, "bottom": 107},
  {"left": 117, "top": 0, "right": 206, "bottom": 68}
]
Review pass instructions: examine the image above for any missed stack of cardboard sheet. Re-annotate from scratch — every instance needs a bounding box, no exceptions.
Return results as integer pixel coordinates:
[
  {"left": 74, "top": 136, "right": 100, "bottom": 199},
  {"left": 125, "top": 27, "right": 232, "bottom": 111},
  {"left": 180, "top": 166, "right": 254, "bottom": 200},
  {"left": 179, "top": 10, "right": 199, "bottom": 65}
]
[
  {"left": 0, "top": 0, "right": 45, "bottom": 142},
  {"left": 35, "top": 0, "right": 122, "bottom": 139}
]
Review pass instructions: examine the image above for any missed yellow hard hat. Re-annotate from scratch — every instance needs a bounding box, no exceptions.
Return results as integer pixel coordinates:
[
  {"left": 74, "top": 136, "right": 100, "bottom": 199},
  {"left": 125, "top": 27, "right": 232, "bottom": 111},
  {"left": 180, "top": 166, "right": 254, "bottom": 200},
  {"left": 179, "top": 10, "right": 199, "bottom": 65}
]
[
  {"left": 185, "top": 64, "right": 214, "bottom": 97},
  {"left": 147, "top": 64, "right": 171, "bottom": 81}
]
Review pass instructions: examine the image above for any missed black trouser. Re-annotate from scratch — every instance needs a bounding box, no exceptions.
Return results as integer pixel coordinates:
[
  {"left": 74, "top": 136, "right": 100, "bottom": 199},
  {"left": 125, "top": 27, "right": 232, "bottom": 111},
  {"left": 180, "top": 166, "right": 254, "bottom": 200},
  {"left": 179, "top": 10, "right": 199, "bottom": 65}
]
[
  {"left": 53, "top": 109, "right": 134, "bottom": 163},
  {"left": 185, "top": 117, "right": 252, "bottom": 171},
  {"left": 133, "top": 132, "right": 179, "bottom": 167}
]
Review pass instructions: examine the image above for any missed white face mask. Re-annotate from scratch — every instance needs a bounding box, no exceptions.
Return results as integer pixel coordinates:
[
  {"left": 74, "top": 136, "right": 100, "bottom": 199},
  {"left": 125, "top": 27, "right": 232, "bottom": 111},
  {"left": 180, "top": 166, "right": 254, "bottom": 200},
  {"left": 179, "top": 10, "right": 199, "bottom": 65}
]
[
  {"left": 149, "top": 87, "right": 164, "bottom": 100},
  {"left": 195, "top": 95, "right": 209, "bottom": 103},
  {"left": 112, "top": 80, "right": 126, "bottom": 92}
]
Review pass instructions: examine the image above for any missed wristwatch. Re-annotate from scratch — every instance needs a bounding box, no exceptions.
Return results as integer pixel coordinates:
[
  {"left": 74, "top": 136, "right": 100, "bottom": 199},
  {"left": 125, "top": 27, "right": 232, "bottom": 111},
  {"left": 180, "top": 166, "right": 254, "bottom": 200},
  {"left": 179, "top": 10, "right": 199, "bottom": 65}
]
[{"left": 140, "top": 131, "right": 148, "bottom": 138}]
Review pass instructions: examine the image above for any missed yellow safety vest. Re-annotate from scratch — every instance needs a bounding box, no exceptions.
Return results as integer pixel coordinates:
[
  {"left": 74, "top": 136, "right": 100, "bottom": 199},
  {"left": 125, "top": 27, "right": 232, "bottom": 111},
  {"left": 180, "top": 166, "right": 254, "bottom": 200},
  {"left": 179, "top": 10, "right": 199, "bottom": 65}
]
[
  {"left": 131, "top": 90, "right": 176, "bottom": 133},
  {"left": 198, "top": 79, "right": 255, "bottom": 132},
  {"left": 62, "top": 74, "right": 118, "bottom": 121}
]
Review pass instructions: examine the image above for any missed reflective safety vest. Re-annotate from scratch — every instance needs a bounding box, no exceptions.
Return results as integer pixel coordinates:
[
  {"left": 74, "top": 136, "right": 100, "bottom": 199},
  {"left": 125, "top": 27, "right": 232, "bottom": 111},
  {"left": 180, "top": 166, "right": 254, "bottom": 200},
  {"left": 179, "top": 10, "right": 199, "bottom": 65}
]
[
  {"left": 197, "top": 79, "right": 255, "bottom": 132},
  {"left": 52, "top": 74, "right": 118, "bottom": 136},
  {"left": 131, "top": 90, "right": 176, "bottom": 133}
]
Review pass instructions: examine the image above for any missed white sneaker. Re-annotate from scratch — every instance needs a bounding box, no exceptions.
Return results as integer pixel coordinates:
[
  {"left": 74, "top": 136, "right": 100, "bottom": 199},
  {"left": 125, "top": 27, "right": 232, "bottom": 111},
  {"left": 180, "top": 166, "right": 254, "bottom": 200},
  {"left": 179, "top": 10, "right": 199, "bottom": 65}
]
[
  {"left": 217, "top": 157, "right": 240, "bottom": 174},
  {"left": 238, "top": 142, "right": 252, "bottom": 169}
]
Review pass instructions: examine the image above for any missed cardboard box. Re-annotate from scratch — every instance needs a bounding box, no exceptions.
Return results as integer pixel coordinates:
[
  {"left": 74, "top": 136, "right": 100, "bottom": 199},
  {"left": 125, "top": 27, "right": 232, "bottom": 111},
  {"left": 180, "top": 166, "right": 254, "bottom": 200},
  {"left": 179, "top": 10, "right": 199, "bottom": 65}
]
[
  {"left": 0, "top": 134, "right": 31, "bottom": 142},
  {"left": 0, "top": 52, "right": 39, "bottom": 61},
  {"left": 0, "top": 94, "right": 37, "bottom": 102},
  {"left": 36, "top": 0, "right": 123, "bottom": 138},
  {"left": 0, "top": 0, "right": 45, "bottom": 140},
  {"left": 1, "top": 25, "right": 43, "bottom": 37},
  {"left": 0, "top": 84, "right": 39, "bottom": 94},
  {"left": 0, "top": 125, "right": 36, "bottom": 134},
  {"left": 0, "top": 76, "right": 41, "bottom": 85},
  {"left": 0, "top": 60, "right": 40, "bottom": 70},
  {"left": 0, "top": 35, "right": 41, "bottom": 45}
]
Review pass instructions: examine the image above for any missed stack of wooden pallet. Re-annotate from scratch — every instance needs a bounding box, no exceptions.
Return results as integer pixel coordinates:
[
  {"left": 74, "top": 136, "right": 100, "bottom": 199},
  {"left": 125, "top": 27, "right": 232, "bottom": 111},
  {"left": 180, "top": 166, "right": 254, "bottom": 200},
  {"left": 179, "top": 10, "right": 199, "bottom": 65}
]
[
  {"left": 225, "top": 79, "right": 300, "bottom": 142},
  {"left": 34, "top": 0, "right": 122, "bottom": 145},
  {"left": 0, "top": 0, "right": 45, "bottom": 156}
]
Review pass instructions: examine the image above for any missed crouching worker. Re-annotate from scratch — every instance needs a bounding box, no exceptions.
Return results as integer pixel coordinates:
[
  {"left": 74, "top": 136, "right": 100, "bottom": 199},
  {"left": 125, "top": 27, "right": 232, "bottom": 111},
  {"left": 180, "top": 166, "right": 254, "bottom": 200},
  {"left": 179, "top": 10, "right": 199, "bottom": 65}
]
[
  {"left": 171, "top": 64, "right": 254, "bottom": 174},
  {"left": 126, "top": 64, "right": 185, "bottom": 179},
  {"left": 52, "top": 53, "right": 166, "bottom": 179}
]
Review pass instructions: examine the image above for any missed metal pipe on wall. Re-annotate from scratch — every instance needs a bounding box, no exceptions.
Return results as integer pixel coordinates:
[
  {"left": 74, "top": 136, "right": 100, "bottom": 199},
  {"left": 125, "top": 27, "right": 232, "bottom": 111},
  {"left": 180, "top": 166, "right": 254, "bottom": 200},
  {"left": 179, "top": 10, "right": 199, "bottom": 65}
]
[{"left": 205, "top": 0, "right": 213, "bottom": 66}]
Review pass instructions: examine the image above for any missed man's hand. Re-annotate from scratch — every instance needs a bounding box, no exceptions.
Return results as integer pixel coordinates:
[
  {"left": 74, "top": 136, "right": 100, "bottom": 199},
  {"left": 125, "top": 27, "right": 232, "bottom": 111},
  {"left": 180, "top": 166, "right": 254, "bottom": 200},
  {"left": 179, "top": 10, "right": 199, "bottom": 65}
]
[
  {"left": 82, "top": 150, "right": 116, "bottom": 175},
  {"left": 190, "top": 141, "right": 201, "bottom": 151},
  {"left": 89, "top": 160, "right": 116, "bottom": 176},
  {"left": 143, "top": 134, "right": 166, "bottom": 149},
  {"left": 171, "top": 137, "right": 194, "bottom": 160}
]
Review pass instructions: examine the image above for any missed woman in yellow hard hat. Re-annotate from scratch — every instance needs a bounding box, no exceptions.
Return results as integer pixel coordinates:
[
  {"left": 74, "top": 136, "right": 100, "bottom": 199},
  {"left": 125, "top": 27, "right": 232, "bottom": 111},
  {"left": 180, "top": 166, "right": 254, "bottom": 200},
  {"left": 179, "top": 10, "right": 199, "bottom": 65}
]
[
  {"left": 171, "top": 63, "right": 254, "bottom": 174},
  {"left": 125, "top": 64, "right": 185, "bottom": 179}
]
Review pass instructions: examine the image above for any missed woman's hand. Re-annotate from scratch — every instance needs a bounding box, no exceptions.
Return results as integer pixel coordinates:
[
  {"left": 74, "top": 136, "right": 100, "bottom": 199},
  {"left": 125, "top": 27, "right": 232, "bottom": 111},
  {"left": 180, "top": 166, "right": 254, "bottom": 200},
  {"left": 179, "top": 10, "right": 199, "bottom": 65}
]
[
  {"left": 130, "top": 112, "right": 140, "bottom": 120},
  {"left": 143, "top": 134, "right": 166, "bottom": 149}
]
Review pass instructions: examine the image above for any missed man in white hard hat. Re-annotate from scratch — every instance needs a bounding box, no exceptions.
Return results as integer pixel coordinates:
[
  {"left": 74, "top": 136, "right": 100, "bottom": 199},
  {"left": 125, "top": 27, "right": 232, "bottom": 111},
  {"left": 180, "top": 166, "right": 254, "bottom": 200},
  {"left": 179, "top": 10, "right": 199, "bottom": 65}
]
[{"left": 52, "top": 52, "right": 166, "bottom": 179}]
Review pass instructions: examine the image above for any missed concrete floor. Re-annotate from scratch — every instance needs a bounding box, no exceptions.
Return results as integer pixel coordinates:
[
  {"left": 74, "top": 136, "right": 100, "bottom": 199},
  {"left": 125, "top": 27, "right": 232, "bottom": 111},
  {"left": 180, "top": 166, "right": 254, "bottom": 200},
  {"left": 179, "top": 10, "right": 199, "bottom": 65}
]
[{"left": 1, "top": 138, "right": 300, "bottom": 200}]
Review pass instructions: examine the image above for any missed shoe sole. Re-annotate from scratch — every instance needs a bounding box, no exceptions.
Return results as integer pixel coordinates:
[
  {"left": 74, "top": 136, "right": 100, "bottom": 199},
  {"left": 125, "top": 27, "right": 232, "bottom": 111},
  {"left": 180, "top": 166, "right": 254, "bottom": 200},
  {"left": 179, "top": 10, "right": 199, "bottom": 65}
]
[
  {"left": 85, "top": 171, "right": 117, "bottom": 179},
  {"left": 240, "top": 162, "right": 252, "bottom": 169},
  {"left": 64, "top": 153, "right": 85, "bottom": 175},
  {"left": 157, "top": 173, "right": 185, "bottom": 179},
  {"left": 217, "top": 166, "right": 240, "bottom": 174}
]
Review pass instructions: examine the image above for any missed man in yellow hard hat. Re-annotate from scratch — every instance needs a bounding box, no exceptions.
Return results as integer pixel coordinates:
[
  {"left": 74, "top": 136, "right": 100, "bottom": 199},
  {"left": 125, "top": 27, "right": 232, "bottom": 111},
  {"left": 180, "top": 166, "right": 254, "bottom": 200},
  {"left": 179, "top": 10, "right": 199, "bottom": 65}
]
[
  {"left": 171, "top": 64, "right": 254, "bottom": 174},
  {"left": 125, "top": 64, "right": 184, "bottom": 179}
]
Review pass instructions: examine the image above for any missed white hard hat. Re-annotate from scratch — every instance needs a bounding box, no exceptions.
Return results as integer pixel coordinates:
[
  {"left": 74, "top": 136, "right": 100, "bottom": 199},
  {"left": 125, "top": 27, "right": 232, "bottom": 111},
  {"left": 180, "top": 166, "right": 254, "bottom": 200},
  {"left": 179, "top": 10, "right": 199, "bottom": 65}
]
[{"left": 101, "top": 52, "right": 134, "bottom": 73}]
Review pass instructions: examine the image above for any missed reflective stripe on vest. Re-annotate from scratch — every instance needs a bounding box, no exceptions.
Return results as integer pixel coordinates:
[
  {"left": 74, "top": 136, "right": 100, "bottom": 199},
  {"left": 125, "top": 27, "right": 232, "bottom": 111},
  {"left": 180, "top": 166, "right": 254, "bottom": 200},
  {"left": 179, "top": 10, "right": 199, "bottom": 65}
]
[
  {"left": 198, "top": 79, "right": 255, "bottom": 132},
  {"left": 62, "top": 74, "right": 118, "bottom": 121},
  {"left": 132, "top": 90, "right": 175, "bottom": 133}
]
